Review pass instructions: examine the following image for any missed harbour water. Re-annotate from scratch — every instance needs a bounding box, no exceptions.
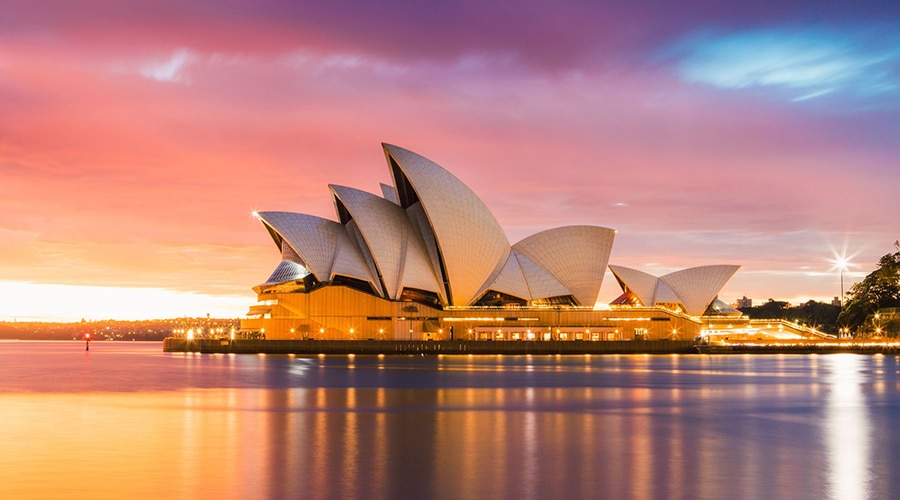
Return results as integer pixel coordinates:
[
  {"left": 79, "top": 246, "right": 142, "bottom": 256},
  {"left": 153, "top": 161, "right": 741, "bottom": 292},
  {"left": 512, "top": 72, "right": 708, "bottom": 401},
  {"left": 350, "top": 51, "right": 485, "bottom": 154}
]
[{"left": 2, "top": 341, "right": 899, "bottom": 499}]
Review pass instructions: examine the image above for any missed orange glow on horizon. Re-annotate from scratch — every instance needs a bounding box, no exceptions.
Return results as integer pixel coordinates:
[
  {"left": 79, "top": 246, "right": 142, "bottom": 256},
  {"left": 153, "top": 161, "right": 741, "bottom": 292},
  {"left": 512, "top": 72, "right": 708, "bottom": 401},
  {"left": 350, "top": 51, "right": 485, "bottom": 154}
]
[{"left": 0, "top": 281, "right": 248, "bottom": 322}]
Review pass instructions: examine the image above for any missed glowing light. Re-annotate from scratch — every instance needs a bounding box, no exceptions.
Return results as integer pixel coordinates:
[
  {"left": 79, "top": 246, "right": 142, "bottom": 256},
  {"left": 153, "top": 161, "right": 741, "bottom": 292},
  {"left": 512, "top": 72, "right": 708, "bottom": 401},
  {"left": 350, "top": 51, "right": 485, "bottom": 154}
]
[
  {"left": 824, "top": 355, "right": 870, "bottom": 499},
  {"left": 829, "top": 244, "right": 859, "bottom": 274},
  {"left": 834, "top": 256, "right": 850, "bottom": 272},
  {"left": 0, "top": 281, "right": 247, "bottom": 322}
]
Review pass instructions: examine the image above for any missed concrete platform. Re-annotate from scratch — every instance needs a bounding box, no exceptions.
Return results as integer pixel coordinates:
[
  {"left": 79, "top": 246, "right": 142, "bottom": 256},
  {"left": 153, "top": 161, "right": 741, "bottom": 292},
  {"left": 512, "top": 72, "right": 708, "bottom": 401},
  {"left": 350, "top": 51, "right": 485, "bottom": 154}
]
[
  {"left": 163, "top": 338, "right": 697, "bottom": 355},
  {"left": 696, "top": 343, "right": 900, "bottom": 354}
]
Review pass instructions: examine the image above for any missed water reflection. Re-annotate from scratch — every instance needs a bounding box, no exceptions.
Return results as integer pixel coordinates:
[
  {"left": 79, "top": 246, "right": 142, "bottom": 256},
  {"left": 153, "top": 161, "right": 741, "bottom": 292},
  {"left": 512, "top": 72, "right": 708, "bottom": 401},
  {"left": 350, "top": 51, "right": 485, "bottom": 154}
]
[
  {"left": 3, "top": 343, "right": 900, "bottom": 498},
  {"left": 824, "top": 354, "right": 871, "bottom": 500}
]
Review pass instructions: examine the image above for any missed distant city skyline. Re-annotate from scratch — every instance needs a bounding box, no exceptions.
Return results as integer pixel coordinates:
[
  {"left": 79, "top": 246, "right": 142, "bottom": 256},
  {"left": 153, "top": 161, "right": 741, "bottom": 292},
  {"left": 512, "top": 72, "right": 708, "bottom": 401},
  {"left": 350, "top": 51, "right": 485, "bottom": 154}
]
[{"left": 1, "top": 1, "right": 898, "bottom": 321}]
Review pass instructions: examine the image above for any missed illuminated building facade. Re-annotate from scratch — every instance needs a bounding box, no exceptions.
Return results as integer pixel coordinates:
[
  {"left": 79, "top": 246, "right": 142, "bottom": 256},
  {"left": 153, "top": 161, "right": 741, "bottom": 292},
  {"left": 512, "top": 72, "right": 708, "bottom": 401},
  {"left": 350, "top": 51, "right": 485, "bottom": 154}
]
[{"left": 241, "top": 144, "right": 741, "bottom": 341}]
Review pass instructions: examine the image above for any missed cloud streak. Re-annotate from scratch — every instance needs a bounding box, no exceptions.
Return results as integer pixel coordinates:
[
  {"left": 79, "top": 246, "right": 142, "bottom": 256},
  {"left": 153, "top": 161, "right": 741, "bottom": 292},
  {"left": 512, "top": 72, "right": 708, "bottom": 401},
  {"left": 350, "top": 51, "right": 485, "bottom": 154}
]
[
  {"left": 1, "top": 1, "right": 898, "bottom": 319},
  {"left": 139, "top": 48, "right": 194, "bottom": 82},
  {"left": 672, "top": 25, "right": 900, "bottom": 103}
]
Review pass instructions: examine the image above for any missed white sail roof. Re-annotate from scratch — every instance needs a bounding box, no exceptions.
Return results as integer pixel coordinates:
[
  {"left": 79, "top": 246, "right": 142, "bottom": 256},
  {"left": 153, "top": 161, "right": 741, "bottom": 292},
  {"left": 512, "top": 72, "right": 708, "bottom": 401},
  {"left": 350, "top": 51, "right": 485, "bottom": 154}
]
[
  {"left": 330, "top": 185, "right": 442, "bottom": 300},
  {"left": 514, "top": 250, "right": 570, "bottom": 300},
  {"left": 403, "top": 202, "right": 448, "bottom": 303},
  {"left": 660, "top": 265, "right": 740, "bottom": 316},
  {"left": 255, "top": 211, "right": 340, "bottom": 281},
  {"left": 380, "top": 183, "right": 399, "bottom": 204},
  {"left": 654, "top": 279, "right": 681, "bottom": 304},
  {"left": 482, "top": 251, "right": 532, "bottom": 301},
  {"left": 513, "top": 226, "right": 616, "bottom": 306},
  {"left": 384, "top": 143, "right": 510, "bottom": 305},
  {"left": 264, "top": 260, "right": 309, "bottom": 285},
  {"left": 255, "top": 211, "right": 376, "bottom": 289},
  {"left": 610, "top": 264, "right": 740, "bottom": 316},
  {"left": 608, "top": 265, "right": 658, "bottom": 306},
  {"left": 251, "top": 144, "right": 746, "bottom": 318},
  {"left": 331, "top": 227, "right": 378, "bottom": 289}
]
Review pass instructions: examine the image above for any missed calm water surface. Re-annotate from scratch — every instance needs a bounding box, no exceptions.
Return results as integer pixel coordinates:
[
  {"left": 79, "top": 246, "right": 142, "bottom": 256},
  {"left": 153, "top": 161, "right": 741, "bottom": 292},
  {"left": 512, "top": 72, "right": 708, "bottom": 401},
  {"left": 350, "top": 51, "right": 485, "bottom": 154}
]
[{"left": 2, "top": 341, "right": 900, "bottom": 499}]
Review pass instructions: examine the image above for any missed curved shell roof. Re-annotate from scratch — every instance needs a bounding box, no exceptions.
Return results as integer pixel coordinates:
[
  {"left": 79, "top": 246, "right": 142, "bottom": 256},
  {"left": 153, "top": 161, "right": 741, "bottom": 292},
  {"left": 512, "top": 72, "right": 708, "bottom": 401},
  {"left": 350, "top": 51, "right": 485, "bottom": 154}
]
[
  {"left": 255, "top": 211, "right": 375, "bottom": 289},
  {"left": 660, "top": 265, "right": 740, "bottom": 316},
  {"left": 252, "top": 144, "right": 744, "bottom": 315},
  {"left": 380, "top": 183, "right": 399, "bottom": 205},
  {"left": 249, "top": 144, "right": 753, "bottom": 314},
  {"left": 331, "top": 185, "right": 404, "bottom": 297},
  {"left": 514, "top": 226, "right": 616, "bottom": 306},
  {"left": 654, "top": 280, "right": 681, "bottom": 304},
  {"left": 517, "top": 251, "right": 570, "bottom": 299},
  {"left": 384, "top": 143, "right": 510, "bottom": 305},
  {"left": 482, "top": 251, "right": 531, "bottom": 301},
  {"left": 255, "top": 211, "right": 340, "bottom": 281},
  {"left": 330, "top": 226, "right": 378, "bottom": 287},
  {"left": 608, "top": 265, "right": 658, "bottom": 306},
  {"left": 330, "top": 185, "right": 443, "bottom": 300},
  {"left": 707, "top": 298, "right": 743, "bottom": 316},
  {"left": 610, "top": 264, "right": 740, "bottom": 316},
  {"left": 264, "top": 260, "right": 309, "bottom": 285}
]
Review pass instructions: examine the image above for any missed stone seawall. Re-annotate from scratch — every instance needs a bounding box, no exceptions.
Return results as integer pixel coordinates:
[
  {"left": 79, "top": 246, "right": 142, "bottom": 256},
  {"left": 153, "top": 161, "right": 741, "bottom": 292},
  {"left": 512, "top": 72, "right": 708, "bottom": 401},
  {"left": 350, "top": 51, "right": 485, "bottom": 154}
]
[
  {"left": 696, "top": 343, "right": 900, "bottom": 354},
  {"left": 163, "top": 338, "right": 697, "bottom": 355}
]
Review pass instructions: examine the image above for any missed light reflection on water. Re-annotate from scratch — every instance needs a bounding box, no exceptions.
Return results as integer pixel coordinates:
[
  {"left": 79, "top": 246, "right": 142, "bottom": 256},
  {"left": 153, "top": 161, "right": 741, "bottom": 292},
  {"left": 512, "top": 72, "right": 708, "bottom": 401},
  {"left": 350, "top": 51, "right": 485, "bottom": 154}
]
[
  {"left": 2, "top": 342, "right": 900, "bottom": 498},
  {"left": 825, "top": 354, "right": 870, "bottom": 500}
]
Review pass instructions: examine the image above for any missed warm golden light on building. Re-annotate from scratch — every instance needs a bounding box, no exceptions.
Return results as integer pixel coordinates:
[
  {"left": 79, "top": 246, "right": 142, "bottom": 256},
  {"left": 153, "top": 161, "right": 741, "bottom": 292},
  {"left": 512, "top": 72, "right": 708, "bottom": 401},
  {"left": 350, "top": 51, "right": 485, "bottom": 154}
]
[{"left": 233, "top": 144, "right": 793, "bottom": 343}]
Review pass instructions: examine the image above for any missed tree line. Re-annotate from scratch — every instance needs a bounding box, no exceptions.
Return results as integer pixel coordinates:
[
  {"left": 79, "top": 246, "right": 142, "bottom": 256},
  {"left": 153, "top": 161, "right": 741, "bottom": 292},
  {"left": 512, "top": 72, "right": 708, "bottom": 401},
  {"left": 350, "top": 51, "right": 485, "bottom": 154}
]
[
  {"left": 739, "top": 300, "right": 841, "bottom": 334},
  {"left": 738, "top": 250, "right": 900, "bottom": 337},
  {"left": 838, "top": 250, "right": 900, "bottom": 337}
]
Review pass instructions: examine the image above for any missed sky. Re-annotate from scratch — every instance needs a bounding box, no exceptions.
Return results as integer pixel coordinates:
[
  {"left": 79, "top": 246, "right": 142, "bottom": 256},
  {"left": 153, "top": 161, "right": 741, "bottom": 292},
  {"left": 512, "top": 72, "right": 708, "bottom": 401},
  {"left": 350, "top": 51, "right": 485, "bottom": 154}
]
[{"left": 1, "top": 0, "right": 898, "bottom": 321}]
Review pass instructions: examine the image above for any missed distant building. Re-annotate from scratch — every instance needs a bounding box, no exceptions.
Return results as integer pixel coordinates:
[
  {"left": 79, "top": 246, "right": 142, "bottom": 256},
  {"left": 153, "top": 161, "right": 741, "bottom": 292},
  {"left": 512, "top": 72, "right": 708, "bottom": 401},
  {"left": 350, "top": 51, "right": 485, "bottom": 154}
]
[
  {"left": 736, "top": 296, "right": 752, "bottom": 309},
  {"left": 832, "top": 296, "right": 841, "bottom": 307}
]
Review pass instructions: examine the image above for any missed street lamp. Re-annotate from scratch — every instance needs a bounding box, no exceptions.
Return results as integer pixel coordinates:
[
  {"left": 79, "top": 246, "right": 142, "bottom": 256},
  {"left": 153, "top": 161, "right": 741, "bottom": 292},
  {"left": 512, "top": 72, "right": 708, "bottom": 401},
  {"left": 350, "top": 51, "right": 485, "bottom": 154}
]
[{"left": 834, "top": 256, "right": 850, "bottom": 310}]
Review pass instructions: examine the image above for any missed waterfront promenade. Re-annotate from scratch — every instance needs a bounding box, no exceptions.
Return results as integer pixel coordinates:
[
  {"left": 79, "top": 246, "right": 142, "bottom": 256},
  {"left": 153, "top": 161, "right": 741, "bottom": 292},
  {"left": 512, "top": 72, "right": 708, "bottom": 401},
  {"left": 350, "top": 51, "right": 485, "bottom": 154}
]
[
  {"left": 163, "top": 338, "right": 697, "bottom": 355},
  {"left": 164, "top": 338, "right": 900, "bottom": 355}
]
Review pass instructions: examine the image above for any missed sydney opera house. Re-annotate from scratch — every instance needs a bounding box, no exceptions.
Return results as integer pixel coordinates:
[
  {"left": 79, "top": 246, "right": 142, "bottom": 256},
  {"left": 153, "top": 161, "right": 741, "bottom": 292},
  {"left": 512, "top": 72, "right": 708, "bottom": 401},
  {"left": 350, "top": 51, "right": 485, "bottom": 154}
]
[{"left": 240, "top": 144, "right": 745, "bottom": 342}]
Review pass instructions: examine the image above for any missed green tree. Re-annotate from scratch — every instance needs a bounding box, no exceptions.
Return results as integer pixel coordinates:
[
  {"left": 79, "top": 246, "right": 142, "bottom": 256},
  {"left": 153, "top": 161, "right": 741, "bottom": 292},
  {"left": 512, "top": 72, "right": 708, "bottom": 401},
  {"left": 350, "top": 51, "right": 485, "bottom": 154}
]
[
  {"left": 741, "top": 300, "right": 790, "bottom": 319},
  {"left": 739, "top": 299, "right": 840, "bottom": 334},
  {"left": 795, "top": 300, "right": 840, "bottom": 334},
  {"left": 838, "top": 251, "right": 900, "bottom": 332}
]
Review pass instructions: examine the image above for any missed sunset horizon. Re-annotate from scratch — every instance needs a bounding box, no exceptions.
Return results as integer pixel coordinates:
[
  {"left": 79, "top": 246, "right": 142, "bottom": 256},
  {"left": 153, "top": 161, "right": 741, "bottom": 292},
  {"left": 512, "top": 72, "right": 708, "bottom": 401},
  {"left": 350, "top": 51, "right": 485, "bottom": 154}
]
[
  {"left": 2, "top": 1, "right": 897, "bottom": 322},
  {"left": 4, "top": 3, "right": 900, "bottom": 498}
]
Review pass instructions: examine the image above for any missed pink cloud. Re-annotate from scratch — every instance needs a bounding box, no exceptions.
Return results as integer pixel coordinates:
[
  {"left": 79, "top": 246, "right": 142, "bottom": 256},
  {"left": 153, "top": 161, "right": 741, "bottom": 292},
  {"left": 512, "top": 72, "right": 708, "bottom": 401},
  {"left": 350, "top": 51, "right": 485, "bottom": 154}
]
[{"left": 0, "top": 3, "right": 897, "bottom": 319}]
